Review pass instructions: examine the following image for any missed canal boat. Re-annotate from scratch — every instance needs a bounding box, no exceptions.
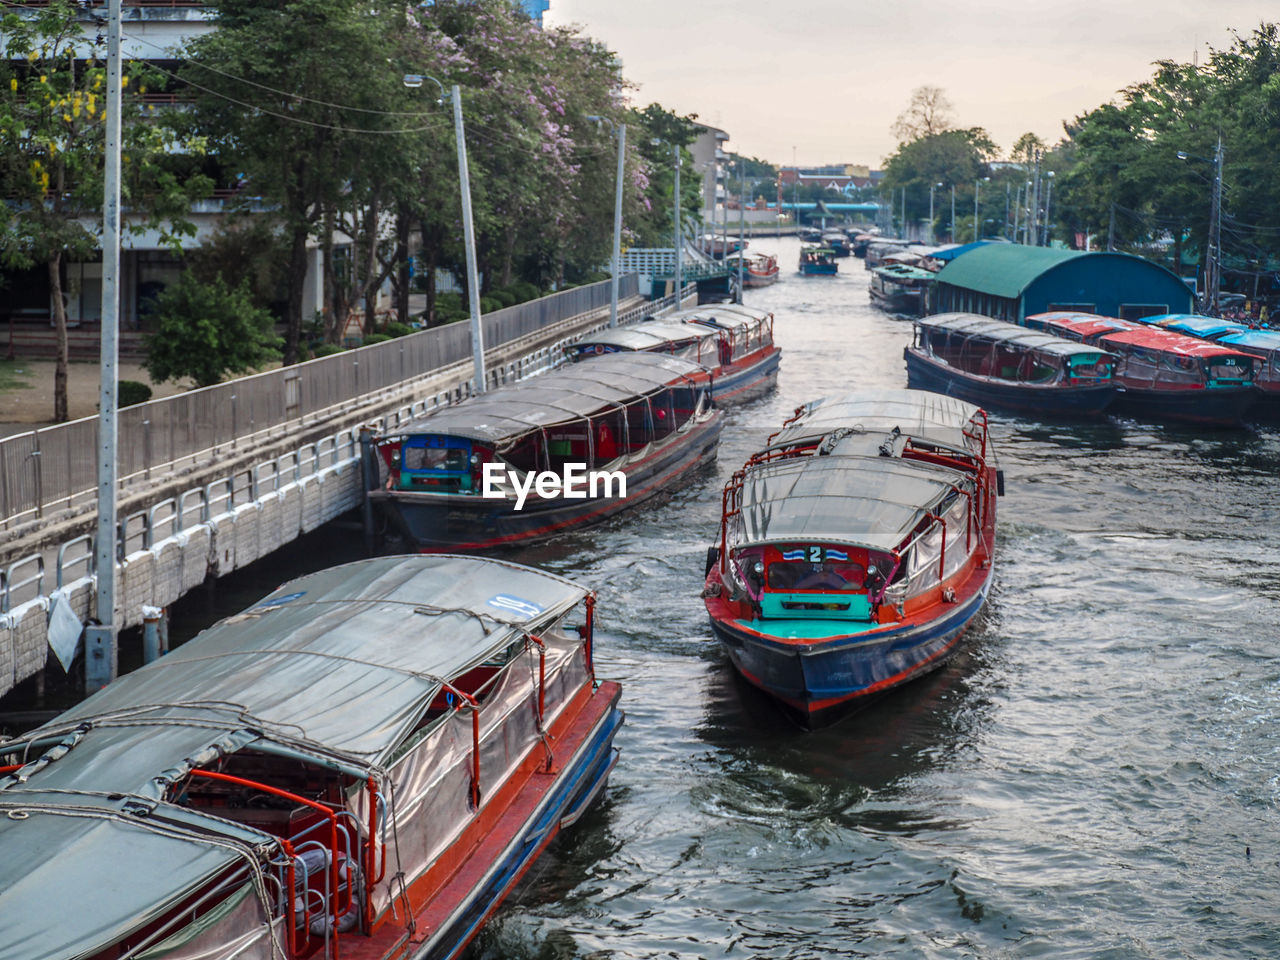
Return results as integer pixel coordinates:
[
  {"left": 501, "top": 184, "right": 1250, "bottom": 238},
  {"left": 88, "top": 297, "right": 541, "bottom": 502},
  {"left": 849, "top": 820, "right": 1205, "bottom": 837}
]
[
  {"left": 367, "top": 352, "right": 723, "bottom": 552},
  {"left": 799, "top": 244, "right": 838, "bottom": 275},
  {"left": 569, "top": 308, "right": 780, "bottom": 405},
  {"left": 703, "top": 389, "right": 1000, "bottom": 728},
  {"left": 905, "top": 313, "right": 1118, "bottom": 416},
  {"left": 1024, "top": 312, "right": 1258, "bottom": 426},
  {"left": 822, "top": 232, "right": 852, "bottom": 257},
  {"left": 1132, "top": 316, "right": 1280, "bottom": 417},
  {"left": 1215, "top": 330, "right": 1280, "bottom": 416},
  {"left": 869, "top": 262, "right": 935, "bottom": 317},
  {"left": 0, "top": 554, "right": 623, "bottom": 960},
  {"left": 726, "top": 251, "right": 781, "bottom": 287}
]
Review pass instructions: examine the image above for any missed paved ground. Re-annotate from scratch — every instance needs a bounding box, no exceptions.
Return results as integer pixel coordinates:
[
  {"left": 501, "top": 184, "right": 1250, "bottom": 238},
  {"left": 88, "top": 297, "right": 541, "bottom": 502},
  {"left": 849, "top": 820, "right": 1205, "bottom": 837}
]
[{"left": 0, "top": 360, "right": 194, "bottom": 437}]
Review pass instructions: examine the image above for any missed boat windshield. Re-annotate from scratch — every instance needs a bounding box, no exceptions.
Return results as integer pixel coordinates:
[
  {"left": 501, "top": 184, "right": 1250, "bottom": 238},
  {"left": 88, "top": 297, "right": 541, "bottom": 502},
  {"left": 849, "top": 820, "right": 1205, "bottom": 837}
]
[
  {"left": 767, "top": 560, "right": 866, "bottom": 592},
  {"left": 1204, "top": 355, "right": 1254, "bottom": 383}
]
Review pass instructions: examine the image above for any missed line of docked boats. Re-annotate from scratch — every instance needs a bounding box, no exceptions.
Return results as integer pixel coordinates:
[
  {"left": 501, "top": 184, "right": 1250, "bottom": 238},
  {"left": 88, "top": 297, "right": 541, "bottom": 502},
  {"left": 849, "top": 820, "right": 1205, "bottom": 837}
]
[
  {"left": 0, "top": 288, "right": 1021, "bottom": 959},
  {"left": 905, "top": 310, "right": 1276, "bottom": 426}
]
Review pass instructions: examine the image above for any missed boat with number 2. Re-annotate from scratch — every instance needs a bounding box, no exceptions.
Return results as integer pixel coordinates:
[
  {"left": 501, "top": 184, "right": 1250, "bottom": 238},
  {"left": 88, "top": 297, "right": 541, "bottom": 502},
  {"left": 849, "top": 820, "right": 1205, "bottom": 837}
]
[
  {"left": 703, "top": 390, "right": 1001, "bottom": 728},
  {"left": 0, "top": 554, "right": 622, "bottom": 960}
]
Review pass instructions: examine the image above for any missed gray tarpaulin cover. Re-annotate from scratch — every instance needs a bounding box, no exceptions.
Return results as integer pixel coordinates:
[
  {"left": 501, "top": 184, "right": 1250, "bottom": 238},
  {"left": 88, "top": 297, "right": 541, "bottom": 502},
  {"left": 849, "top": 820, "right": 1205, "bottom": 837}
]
[
  {"left": 0, "top": 555, "right": 587, "bottom": 960},
  {"left": 575, "top": 321, "right": 718, "bottom": 352},
  {"left": 734, "top": 454, "right": 963, "bottom": 552},
  {"left": 916, "top": 313, "right": 1115, "bottom": 359},
  {"left": 392, "top": 352, "right": 707, "bottom": 446},
  {"left": 769, "top": 388, "right": 985, "bottom": 453}
]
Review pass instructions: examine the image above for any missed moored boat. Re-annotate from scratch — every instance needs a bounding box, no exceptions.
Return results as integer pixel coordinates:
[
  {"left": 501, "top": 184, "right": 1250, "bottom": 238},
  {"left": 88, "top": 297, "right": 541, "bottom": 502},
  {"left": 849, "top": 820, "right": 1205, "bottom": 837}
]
[
  {"left": 367, "top": 352, "right": 722, "bottom": 551},
  {"left": 0, "top": 554, "right": 623, "bottom": 960},
  {"left": 570, "top": 307, "right": 781, "bottom": 405},
  {"left": 1024, "top": 312, "right": 1258, "bottom": 426},
  {"left": 869, "top": 262, "right": 934, "bottom": 317},
  {"left": 905, "top": 313, "right": 1118, "bottom": 416},
  {"left": 1134, "top": 316, "right": 1280, "bottom": 417},
  {"left": 726, "top": 250, "right": 781, "bottom": 287},
  {"left": 822, "top": 232, "right": 852, "bottom": 257},
  {"left": 799, "top": 244, "right": 838, "bottom": 275},
  {"left": 703, "top": 389, "right": 1001, "bottom": 728}
]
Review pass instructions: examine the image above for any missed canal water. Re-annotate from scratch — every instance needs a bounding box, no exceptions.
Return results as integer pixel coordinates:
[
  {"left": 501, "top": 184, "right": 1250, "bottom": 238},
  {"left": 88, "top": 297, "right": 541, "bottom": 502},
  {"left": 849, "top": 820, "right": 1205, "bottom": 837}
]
[{"left": 182, "top": 236, "right": 1280, "bottom": 958}]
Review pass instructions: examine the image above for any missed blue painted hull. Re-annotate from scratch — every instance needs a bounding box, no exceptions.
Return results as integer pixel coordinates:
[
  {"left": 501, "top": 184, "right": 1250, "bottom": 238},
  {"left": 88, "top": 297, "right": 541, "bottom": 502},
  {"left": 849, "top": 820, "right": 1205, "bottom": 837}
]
[
  {"left": 420, "top": 695, "right": 625, "bottom": 960},
  {"left": 800, "top": 263, "right": 838, "bottom": 275},
  {"left": 710, "top": 584, "right": 989, "bottom": 729},
  {"left": 1111, "top": 383, "right": 1256, "bottom": 427},
  {"left": 905, "top": 347, "right": 1116, "bottom": 417}
]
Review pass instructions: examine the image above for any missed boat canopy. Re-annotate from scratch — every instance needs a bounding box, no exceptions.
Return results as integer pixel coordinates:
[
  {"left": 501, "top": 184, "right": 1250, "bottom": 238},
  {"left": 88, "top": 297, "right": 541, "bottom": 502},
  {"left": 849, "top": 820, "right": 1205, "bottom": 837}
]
[
  {"left": 1142, "top": 314, "right": 1250, "bottom": 338},
  {"left": 391, "top": 352, "right": 707, "bottom": 446},
  {"left": 769, "top": 388, "right": 985, "bottom": 456},
  {"left": 733, "top": 454, "right": 964, "bottom": 553},
  {"left": 1098, "top": 327, "right": 1258, "bottom": 360},
  {"left": 1218, "top": 330, "right": 1280, "bottom": 351},
  {"left": 916, "top": 314, "right": 1115, "bottom": 359},
  {"left": 0, "top": 555, "right": 587, "bottom": 960},
  {"left": 875, "top": 263, "right": 935, "bottom": 282},
  {"left": 575, "top": 321, "right": 717, "bottom": 352},
  {"left": 1025, "top": 312, "right": 1141, "bottom": 341}
]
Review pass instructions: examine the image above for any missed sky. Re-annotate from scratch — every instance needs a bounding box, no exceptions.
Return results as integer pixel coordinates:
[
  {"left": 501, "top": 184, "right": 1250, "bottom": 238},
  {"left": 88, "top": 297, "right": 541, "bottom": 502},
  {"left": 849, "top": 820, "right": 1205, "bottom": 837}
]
[{"left": 545, "top": 0, "right": 1279, "bottom": 168}]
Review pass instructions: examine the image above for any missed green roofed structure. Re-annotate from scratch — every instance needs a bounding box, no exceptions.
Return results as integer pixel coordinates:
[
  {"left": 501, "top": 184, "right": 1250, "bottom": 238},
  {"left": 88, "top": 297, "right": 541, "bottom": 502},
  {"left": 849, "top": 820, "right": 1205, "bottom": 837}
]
[{"left": 932, "top": 245, "right": 1194, "bottom": 323}]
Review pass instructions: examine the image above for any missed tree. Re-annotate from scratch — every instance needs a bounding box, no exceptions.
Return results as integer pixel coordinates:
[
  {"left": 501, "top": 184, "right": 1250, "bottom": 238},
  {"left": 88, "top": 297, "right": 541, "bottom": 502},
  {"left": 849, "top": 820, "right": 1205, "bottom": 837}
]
[
  {"left": 1010, "top": 132, "right": 1046, "bottom": 165},
  {"left": 181, "top": 0, "right": 414, "bottom": 364},
  {"left": 143, "top": 273, "right": 281, "bottom": 387},
  {"left": 879, "top": 128, "right": 997, "bottom": 235},
  {"left": 891, "top": 86, "right": 955, "bottom": 143},
  {"left": 629, "top": 103, "right": 701, "bottom": 247},
  {"left": 0, "top": 1, "right": 210, "bottom": 421}
]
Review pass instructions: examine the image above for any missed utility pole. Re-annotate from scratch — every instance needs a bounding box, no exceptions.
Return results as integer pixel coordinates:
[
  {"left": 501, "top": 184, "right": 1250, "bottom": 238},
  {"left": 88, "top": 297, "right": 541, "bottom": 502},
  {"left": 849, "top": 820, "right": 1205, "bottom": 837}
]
[
  {"left": 950, "top": 185, "right": 956, "bottom": 243},
  {"left": 673, "top": 144, "right": 682, "bottom": 300},
  {"left": 1004, "top": 182, "right": 1011, "bottom": 240},
  {"left": 738, "top": 164, "right": 746, "bottom": 302},
  {"left": 1012, "top": 183, "right": 1022, "bottom": 243},
  {"left": 452, "top": 85, "right": 486, "bottom": 393},
  {"left": 85, "top": 0, "right": 122, "bottom": 690},
  {"left": 1206, "top": 136, "right": 1223, "bottom": 315},
  {"left": 1107, "top": 202, "right": 1116, "bottom": 251}
]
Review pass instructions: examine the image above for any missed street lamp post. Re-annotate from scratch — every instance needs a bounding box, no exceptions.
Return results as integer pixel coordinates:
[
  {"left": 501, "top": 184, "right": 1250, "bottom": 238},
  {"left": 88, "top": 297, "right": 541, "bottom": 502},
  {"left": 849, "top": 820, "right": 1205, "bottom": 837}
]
[
  {"left": 1178, "top": 138, "right": 1224, "bottom": 314},
  {"left": 1043, "top": 171, "right": 1055, "bottom": 246},
  {"left": 928, "top": 182, "right": 942, "bottom": 244},
  {"left": 589, "top": 116, "right": 626, "bottom": 327},
  {"left": 404, "top": 73, "right": 486, "bottom": 392},
  {"left": 738, "top": 164, "right": 746, "bottom": 302},
  {"left": 973, "top": 176, "right": 989, "bottom": 242}
]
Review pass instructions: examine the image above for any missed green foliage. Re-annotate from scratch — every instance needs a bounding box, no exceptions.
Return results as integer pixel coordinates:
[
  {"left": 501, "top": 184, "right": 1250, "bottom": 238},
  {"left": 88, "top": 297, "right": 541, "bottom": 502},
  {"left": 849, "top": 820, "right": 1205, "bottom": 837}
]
[
  {"left": 479, "top": 295, "right": 503, "bottom": 314},
  {"left": 880, "top": 129, "right": 1000, "bottom": 234},
  {"left": 311, "top": 343, "right": 345, "bottom": 358},
  {"left": 118, "top": 380, "right": 153, "bottom": 407},
  {"left": 361, "top": 333, "right": 392, "bottom": 346},
  {"left": 488, "top": 289, "right": 516, "bottom": 307},
  {"left": 630, "top": 103, "right": 702, "bottom": 247},
  {"left": 1055, "top": 23, "right": 1280, "bottom": 269},
  {"left": 144, "top": 273, "right": 282, "bottom": 387},
  {"left": 382, "top": 322, "right": 414, "bottom": 338}
]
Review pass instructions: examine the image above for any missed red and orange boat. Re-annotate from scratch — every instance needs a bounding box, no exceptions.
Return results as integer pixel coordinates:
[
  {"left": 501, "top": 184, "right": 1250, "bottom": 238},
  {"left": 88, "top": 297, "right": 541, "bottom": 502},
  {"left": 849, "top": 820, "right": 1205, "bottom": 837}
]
[
  {"left": 703, "top": 389, "right": 1001, "bottom": 728},
  {"left": 0, "top": 555, "right": 622, "bottom": 960}
]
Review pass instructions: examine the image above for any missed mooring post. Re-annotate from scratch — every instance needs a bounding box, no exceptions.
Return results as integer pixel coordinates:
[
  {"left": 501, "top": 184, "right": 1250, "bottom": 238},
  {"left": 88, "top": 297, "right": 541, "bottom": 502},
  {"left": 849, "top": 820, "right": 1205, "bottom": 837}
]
[
  {"left": 142, "top": 605, "right": 162, "bottom": 663},
  {"left": 359, "top": 426, "right": 377, "bottom": 556}
]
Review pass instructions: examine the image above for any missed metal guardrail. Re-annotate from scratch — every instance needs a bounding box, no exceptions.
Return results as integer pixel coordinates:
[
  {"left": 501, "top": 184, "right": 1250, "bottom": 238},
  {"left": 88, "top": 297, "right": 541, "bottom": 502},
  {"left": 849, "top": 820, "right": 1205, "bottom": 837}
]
[{"left": 0, "top": 276, "right": 639, "bottom": 531}]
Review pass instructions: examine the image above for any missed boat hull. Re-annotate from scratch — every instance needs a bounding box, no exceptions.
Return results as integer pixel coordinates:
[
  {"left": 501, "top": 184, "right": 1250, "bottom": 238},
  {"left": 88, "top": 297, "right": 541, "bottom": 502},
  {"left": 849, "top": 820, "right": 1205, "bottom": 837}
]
[
  {"left": 714, "top": 347, "right": 781, "bottom": 404},
  {"left": 370, "top": 414, "right": 723, "bottom": 551},
  {"left": 870, "top": 286, "right": 924, "bottom": 316},
  {"left": 411, "top": 684, "right": 624, "bottom": 960},
  {"left": 709, "top": 579, "right": 990, "bottom": 729},
  {"left": 1110, "top": 383, "right": 1256, "bottom": 427},
  {"left": 904, "top": 347, "right": 1116, "bottom": 416},
  {"left": 799, "top": 264, "right": 838, "bottom": 276}
]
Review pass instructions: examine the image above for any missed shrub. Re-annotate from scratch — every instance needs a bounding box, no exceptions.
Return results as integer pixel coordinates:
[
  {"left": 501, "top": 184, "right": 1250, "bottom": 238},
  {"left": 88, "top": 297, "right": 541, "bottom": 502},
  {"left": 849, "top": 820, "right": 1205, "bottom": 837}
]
[
  {"left": 489, "top": 289, "right": 516, "bottom": 308},
  {"left": 479, "top": 296, "right": 503, "bottom": 314},
  {"left": 361, "top": 333, "right": 392, "bottom": 346},
  {"left": 383, "top": 322, "right": 414, "bottom": 338},
  {"left": 118, "top": 380, "right": 153, "bottom": 407},
  {"left": 510, "top": 281, "right": 540, "bottom": 302},
  {"left": 143, "top": 273, "right": 282, "bottom": 387},
  {"left": 311, "top": 343, "right": 344, "bottom": 358}
]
